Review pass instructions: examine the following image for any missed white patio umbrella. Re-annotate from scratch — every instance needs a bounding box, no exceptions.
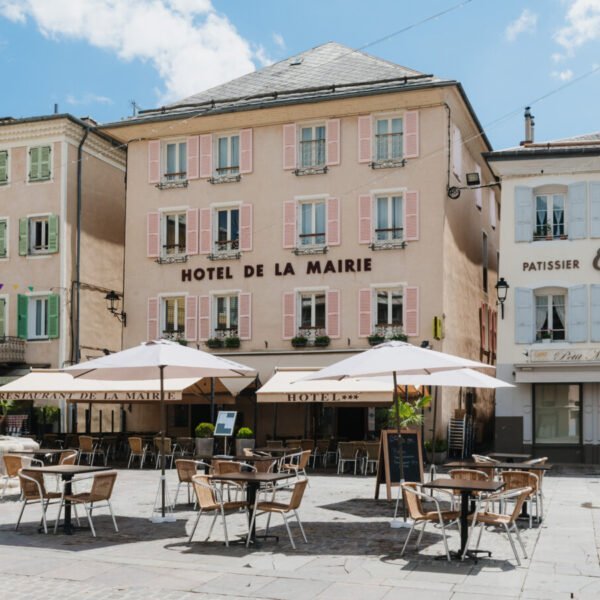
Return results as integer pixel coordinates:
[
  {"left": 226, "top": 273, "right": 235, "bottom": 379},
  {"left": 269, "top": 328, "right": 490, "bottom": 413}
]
[{"left": 63, "top": 340, "right": 256, "bottom": 522}]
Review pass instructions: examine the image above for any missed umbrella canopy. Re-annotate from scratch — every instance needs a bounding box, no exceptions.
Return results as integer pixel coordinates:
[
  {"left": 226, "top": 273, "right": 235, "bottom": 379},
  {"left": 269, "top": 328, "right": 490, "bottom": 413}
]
[
  {"left": 300, "top": 341, "right": 492, "bottom": 381},
  {"left": 386, "top": 368, "right": 513, "bottom": 389}
]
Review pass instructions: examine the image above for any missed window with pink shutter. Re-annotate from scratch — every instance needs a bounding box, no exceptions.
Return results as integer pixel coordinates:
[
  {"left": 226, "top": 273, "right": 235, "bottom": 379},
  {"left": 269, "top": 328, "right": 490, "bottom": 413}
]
[
  {"left": 327, "top": 290, "right": 340, "bottom": 338},
  {"left": 282, "top": 124, "right": 297, "bottom": 170},
  {"left": 239, "top": 204, "right": 253, "bottom": 252},
  {"left": 147, "top": 212, "right": 160, "bottom": 257},
  {"left": 326, "top": 119, "right": 340, "bottom": 166},
  {"left": 147, "top": 297, "right": 159, "bottom": 341},
  {"left": 282, "top": 291, "right": 296, "bottom": 339},
  {"left": 358, "top": 289, "right": 372, "bottom": 337},
  {"left": 186, "top": 208, "right": 199, "bottom": 255},
  {"left": 358, "top": 195, "right": 372, "bottom": 244},
  {"left": 327, "top": 197, "right": 340, "bottom": 246},
  {"left": 199, "top": 208, "right": 211, "bottom": 254},
  {"left": 200, "top": 134, "right": 213, "bottom": 178},
  {"left": 148, "top": 141, "right": 160, "bottom": 184},
  {"left": 240, "top": 129, "right": 253, "bottom": 174},
  {"left": 490, "top": 190, "right": 497, "bottom": 229},
  {"left": 187, "top": 136, "right": 199, "bottom": 180},
  {"left": 239, "top": 292, "right": 252, "bottom": 340},
  {"left": 283, "top": 200, "right": 296, "bottom": 248},
  {"left": 403, "top": 111, "right": 419, "bottom": 158},
  {"left": 198, "top": 295, "right": 210, "bottom": 340},
  {"left": 404, "top": 286, "right": 419, "bottom": 337},
  {"left": 358, "top": 116, "right": 372, "bottom": 163},
  {"left": 185, "top": 296, "right": 198, "bottom": 341},
  {"left": 404, "top": 191, "right": 419, "bottom": 242}
]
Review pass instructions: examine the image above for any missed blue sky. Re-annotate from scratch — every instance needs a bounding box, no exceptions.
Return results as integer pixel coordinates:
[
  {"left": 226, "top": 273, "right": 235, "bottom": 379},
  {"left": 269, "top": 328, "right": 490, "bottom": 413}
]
[{"left": 0, "top": 0, "right": 599, "bottom": 150}]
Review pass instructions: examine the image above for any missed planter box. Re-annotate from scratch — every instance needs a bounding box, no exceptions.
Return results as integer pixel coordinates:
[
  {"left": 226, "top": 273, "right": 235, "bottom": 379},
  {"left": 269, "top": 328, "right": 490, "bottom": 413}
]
[
  {"left": 426, "top": 450, "right": 447, "bottom": 465},
  {"left": 195, "top": 437, "right": 214, "bottom": 458},
  {"left": 235, "top": 439, "right": 255, "bottom": 455}
]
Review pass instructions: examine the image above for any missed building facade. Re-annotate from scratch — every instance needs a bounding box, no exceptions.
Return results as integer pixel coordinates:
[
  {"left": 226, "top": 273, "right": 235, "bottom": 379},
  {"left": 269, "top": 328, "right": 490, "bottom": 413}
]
[
  {"left": 101, "top": 43, "right": 500, "bottom": 443},
  {"left": 0, "top": 114, "right": 126, "bottom": 428},
  {"left": 487, "top": 126, "right": 600, "bottom": 463}
]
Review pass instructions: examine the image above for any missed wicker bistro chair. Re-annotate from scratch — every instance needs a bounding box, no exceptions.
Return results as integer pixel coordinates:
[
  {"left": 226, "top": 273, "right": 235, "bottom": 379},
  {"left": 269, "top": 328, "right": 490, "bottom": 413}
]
[
  {"left": 464, "top": 486, "right": 532, "bottom": 566},
  {"left": 501, "top": 470, "right": 541, "bottom": 527},
  {"left": 189, "top": 474, "right": 249, "bottom": 547},
  {"left": 448, "top": 469, "right": 490, "bottom": 511},
  {"left": 281, "top": 450, "right": 311, "bottom": 479},
  {"left": 472, "top": 454, "right": 500, "bottom": 479},
  {"left": 176, "top": 437, "right": 195, "bottom": 458},
  {"left": 127, "top": 436, "right": 154, "bottom": 469},
  {"left": 54, "top": 471, "right": 119, "bottom": 537},
  {"left": 154, "top": 437, "right": 177, "bottom": 469},
  {"left": 58, "top": 450, "right": 78, "bottom": 465},
  {"left": 337, "top": 442, "right": 362, "bottom": 475},
  {"left": 400, "top": 482, "right": 460, "bottom": 562},
  {"left": 16, "top": 469, "right": 63, "bottom": 534},
  {"left": 77, "top": 435, "right": 107, "bottom": 466},
  {"left": 173, "top": 459, "right": 211, "bottom": 506},
  {"left": 312, "top": 439, "right": 330, "bottom": 468},
  {"left": 212, "top": 460, "right": 256, "bottom": 501},
  {"left": 246, "top": 478, "right": 309, "bottom": 549},
  {"left": 2, "top": 454, "right": 44, "bottom": 498},
  {"left": 363, "top": 442, "right": 380, "bottom": 475}
]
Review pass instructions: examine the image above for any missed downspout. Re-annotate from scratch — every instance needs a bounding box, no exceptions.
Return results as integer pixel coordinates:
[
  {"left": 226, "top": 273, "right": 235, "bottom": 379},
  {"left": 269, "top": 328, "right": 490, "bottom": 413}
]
[{"left": 73, "top": 126, "right": 90, "bottom": 364}]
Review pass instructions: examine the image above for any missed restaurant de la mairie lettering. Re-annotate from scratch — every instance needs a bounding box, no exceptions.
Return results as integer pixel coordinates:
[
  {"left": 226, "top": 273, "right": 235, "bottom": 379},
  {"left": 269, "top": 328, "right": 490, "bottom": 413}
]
[{"left": 181, "top": 258, "right": 373, "bottom": 282}]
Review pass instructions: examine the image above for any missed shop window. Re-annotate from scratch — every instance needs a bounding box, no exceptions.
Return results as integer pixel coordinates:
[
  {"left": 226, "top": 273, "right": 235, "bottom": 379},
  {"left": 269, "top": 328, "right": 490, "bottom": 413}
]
[{"left": 534, "top": 383, "right": 581, "bottom": 445}]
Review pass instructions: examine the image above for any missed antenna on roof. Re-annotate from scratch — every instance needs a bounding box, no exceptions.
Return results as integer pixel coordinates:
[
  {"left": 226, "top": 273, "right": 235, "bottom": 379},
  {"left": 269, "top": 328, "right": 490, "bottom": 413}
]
[
  {"left": 54, "top": 103, "right": 58, "bottom": 114},
  {"left": 130, "top": 100, "right": 140, "bottom": 117}
]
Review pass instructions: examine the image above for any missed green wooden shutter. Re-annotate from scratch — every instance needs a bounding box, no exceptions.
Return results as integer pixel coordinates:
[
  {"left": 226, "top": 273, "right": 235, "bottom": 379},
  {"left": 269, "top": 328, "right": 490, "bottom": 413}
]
[
  {"left": 0, "top": 151, "right": 8, "bottom": 184},
  {"left": 17, "top": 294, "right": 28, "bottom": 339},
  {"left": 0, "top": 220, "right": 6, "bottom": 257},
  {"left": 48, "top": 214, "right": 59, "bottom": 253},
  {"left": 47, "top": 294, "right": 60, "bottom": 339},
  {"left": 29, "top": 146, "right": 39, "bottom": 180},
  {"left": 0, "top": 298, "right": 5, "bottom": 338},
  {"left": 40, "top": 146, "right": 51, "bottom": 179},
  {"left": 19, "top": 218, "right": 28, "bottom": 256}
]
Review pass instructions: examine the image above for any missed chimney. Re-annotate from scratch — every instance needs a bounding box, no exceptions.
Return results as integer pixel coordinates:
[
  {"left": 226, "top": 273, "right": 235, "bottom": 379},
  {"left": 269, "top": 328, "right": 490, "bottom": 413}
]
[
  {"left": 54, "top": 103, "right": 58, "bottom": 115},
  {"left": 522, "top": 106, "right": 534, "bottom": 145}
]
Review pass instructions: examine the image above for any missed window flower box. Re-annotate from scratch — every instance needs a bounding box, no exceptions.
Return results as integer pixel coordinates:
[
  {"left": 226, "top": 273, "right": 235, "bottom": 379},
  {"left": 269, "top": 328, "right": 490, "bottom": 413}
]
[
  {"left": 224, "top": 336, "right": 241, "bottom": 349},
  {"left": 206, "top": 338, "right": 224, "bottom": 349},
  {"left": 368, "top": 334, "right": 385, "bottom": 346},
  {"left": 314, "top": 335, "right": 331, "bottom": 348},
  {"left": 291, "top": 335, "right": 308, "bottom": 348}
]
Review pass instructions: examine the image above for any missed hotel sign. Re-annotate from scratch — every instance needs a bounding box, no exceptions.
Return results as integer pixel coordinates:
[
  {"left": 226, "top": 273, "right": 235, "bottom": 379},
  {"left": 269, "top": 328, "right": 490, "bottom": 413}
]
[
  {"left": 530, "top": 348, "right": 600, "bottom": 363},
  {"left": 286, "top": 392, "right": 360, "bottom": 403}
]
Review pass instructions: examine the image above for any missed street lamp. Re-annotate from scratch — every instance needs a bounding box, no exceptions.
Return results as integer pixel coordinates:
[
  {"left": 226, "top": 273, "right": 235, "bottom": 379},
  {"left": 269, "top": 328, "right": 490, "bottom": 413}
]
[
  {"left": 495, "top": 277, "right": 509, "bottom": 319},
  {"left": 105, "top": 290, "right": 127, "bottom": 326}
]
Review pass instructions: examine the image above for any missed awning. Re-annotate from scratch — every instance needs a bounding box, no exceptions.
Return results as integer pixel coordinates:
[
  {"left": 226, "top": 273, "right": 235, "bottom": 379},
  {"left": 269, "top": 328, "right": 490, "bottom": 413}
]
[
  {"left": 256, "top": 368, "right": 395, "bottom": 405},
  {"left": 0, "top": 370, "right": 237, "bottom": 404}
]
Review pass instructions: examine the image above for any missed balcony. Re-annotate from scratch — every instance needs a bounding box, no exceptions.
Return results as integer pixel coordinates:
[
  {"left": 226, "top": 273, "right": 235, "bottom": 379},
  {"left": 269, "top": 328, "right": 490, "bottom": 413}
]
[{"left": 0, "top": 337, "right": 26, "bottom": 364}]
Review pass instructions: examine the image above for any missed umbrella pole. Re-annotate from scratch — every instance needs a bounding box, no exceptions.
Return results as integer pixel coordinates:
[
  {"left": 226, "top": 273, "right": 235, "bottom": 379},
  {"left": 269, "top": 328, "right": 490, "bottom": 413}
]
[
  {"left": 160, "top": 365, "right": 166, "bottom": 519},
  {"left": 392, "top": 372, "right": 407, "bottom": 523}
]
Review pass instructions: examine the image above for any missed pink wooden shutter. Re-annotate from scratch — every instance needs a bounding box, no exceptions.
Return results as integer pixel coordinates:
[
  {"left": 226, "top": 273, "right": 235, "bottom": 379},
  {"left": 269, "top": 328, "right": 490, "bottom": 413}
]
[
  {"left": 147, "top": 297, "right": 159, "bottom": 341},
  {"left": 187, "top": 136, "right": 199, "bottom": 179},
  {"left": 239, "top": 292, "right": 252, "bottom": 340},
  {"left": 186, "top": 208, "right": 199, "bottom": 255},
  {"left": 404, "top": 191, "right": 419, "bottom": 242},
  {"left": 358, "top": 289, "right": 372, "bottom": 337},
  {"left": 147, "top": 212, "right": 160, "bottom": 257},
  {"left": 404, "top": 286, "right": 419, "bottom": 337},
  {"left": 282, "top": 124, "right": 297, "bottom": 170},
  {"left": 327, "top": 289, "right": 341, "bottom": 338},
  {"left": 200, "top": 134, "right": 213, "bottom": 178},
  {"left": 403, "top": 110, "right": 419, "bottom": 158},
  {"left": 283, "top": 200, "right": 296, "bottom": 248},
  {"left": 327, "top": 197, "right": 340, "bottom": 246},
  {"left": 326, "top": 119, "right": 340, "bottom": 166},
  {"left": 198, "top": 295, "right": 210, "bottom": 341},
  {"left": 358, "top": 194, "right": 372, "bottom": 244},
  {"left": 240, "top": 203, "right": 253, "bottom": 251},
  {"left": 148, "top": 140, "right": 160, "bottom": 184},
  {"left": 282, "top": 292, "right": 296, "bottom": 339},
  {"left": 199, "top": 208, "right": 211, "bottom": 254},
  {"left": 358, "top": 116, "right": 372, "bottom": 163},
  {"left": 475, "top": 165, "right": 482, "bottom": 209},
  {"left": 240, "top": 128, "right": 253, "bottom": 174},
  {"left": 490, "top": 190, "right": 497, "bottom": 228},
  {"left": 185, "top": 295, "right": 198, "bottom": 341}
]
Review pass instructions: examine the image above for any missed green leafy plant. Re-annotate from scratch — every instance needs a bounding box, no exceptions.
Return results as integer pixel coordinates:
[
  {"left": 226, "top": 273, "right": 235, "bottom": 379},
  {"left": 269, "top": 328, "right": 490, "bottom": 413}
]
[
  {"left": 177, "top": 339, "right": 188, "bottom": 346},
  {"left": 541, "top": 330, "right": 552, "bottom": 340},
  {"left": 206, "top": 337, "right": 223, "bottom": 349},
  {"left": 314, "top": 335, "right": 330, "bottom": 347},
  {"left": 291, "top": 335, "right": 308, "bottom": 348},
  {"left": 236, "top": 426, "right": 254, "bottom": 439},
  {"left": 389, "top": 333, "right": 408, "bottom": 342},
  {"left": 224, "top": 336, "right": 241, "bottom": 349},
  {"left": 0, "top": 398, "right": 14, "bottom": 417},
  {"left": 34, "top": 405, "right": 60, "bottom": 424},
  {"left": 194, "top": 422, "right": 215, "bottom": 438},
  {"left": 424, "top": 438, "right": 448, "bottom": 452},
  {"left": 367, "top": 333, "right": 385, "bottom": 346},
  {"left": 388, "top": 395, "right": 432, "bottom": 428}
]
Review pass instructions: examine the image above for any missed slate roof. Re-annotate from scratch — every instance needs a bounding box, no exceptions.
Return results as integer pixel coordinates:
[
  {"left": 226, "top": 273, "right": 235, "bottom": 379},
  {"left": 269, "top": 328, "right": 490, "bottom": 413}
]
[{"left": 486, "top": 131, "right": 600, "bottom": 160}]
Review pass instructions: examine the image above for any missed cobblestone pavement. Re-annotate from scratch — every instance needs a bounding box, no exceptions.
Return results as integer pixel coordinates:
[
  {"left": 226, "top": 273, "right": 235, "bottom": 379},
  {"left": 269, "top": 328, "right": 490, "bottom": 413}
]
[{"left": 1, "top": 466, "right": 600, "bottom": 599}]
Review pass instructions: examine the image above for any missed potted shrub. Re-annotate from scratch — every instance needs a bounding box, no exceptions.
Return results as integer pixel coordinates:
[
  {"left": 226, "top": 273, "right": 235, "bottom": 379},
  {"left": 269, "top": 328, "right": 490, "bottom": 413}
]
[
  {"left": 368, "top": 333, "right": 385, "bottom": 346},
  {"left": 235, "top": 426, "right": 255, "bottom": 455},
  {"left": 224, "top": 336, "right": 241, "bottom": 349},
  {"left": 194, "top": 422, "right": 215, "bottom": 457},
  {"left": 314, "top": 335, "right": 330, "bottom": 347},
  {"left": 177, "top": 338, "right": 188, "bottom": 346},
  {"left": 291, "top": 335, "right": 308, "bottom": 348},
  {"left": 424, "top": 438, "right": 448, "bottom": 464},
  {"left": 540, "top": 330, "right": 552, "bottom": 343},
  {"left": 390, "top": 333, "right": 408, "bottom": 342},
  {"left": 0, "top": 398, "right": 13, "bottom": 434},
  {"left": 34, "top": 405, "right": 60, "bottom": 434},
  {"left": 206, "top": 337, "right": 223, "bottom": 349}
]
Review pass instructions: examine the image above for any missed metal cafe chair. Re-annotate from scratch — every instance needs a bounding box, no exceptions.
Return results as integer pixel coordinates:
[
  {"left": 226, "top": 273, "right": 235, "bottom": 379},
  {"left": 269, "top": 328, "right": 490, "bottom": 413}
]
[
  {"left": 2, "top": 455, "right": 43, "bottom": 498},
  {"left": 173, "top": 459, "right": 211, "bottom": 507},
  {"left": 77, "top": 435, "right": 107, "bottom": 466},
  {"left": 337, "top": 442, "right": 361, "bottom": 475},
  {"left": 16, "top": 469, "right": 62, "bottom": 534}
]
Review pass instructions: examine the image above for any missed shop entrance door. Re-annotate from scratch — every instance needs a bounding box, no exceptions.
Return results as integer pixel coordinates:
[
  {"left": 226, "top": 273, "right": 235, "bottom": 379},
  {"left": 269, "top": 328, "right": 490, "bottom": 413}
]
[{"left": 336, "top": 407, "right": 366, "bottom": 440}]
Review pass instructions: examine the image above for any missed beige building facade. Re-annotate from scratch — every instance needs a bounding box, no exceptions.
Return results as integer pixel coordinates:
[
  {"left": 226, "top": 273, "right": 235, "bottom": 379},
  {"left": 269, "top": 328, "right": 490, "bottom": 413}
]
[
  {"left": 102, "top": 43, "right": 500, "bottom": 443},
  {"left": 0, "top": 114, "right": 126, "bottom": 430}
]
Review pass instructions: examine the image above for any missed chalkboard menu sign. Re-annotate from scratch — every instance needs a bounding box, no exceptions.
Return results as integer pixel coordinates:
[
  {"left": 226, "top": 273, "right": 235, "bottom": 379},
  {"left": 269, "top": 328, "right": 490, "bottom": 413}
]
[{"left": 374, "top": 429, "right": 423, "bottom": 500}]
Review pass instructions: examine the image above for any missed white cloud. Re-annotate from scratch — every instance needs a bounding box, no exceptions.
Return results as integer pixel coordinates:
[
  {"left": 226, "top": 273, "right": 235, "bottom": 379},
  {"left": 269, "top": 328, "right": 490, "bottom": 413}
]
[
  {"left": 555, "top": 0, "right": 600, "bottom": 50},
  {"left": 0, "top": 0, "right": 258, "bottom": 103},
  {"left": 551, "top": 52, "right": 566, "bottom": 63},
  {"left": 551, "top": 69, "right": 574, "bottom": 80},
  {"left": 506, "top": 9, "right": 538, "bottom": 41},
  {"left": 254, "top": 44, "right": 273, "bottom": 67},
  {"left": 66, "top": 93, "right": 114, "bottom": 106},
  {"left": 272, "top": 32, "right": 285, "bottom": 49}
]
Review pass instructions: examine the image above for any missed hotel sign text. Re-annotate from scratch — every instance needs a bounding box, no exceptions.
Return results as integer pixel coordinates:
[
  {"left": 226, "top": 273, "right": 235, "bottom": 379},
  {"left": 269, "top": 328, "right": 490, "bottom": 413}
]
[{"left": 530, "top": 349, "right": 600, "bottom": 363}]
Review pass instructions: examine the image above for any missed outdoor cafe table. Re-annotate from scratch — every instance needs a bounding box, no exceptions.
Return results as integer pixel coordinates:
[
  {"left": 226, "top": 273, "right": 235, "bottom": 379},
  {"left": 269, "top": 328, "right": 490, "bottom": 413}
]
[
  {"left": 445, "top": 461, "right": 552, "bottom": 472},
  {"left": 486, "top": 452, "right": 532, "bottom": 462},
  {"left": 423, "top": 478, "right": 504, "bottom": 560},
  {"left": 25, "top": 465, "right": 111, "bottom": 534},
  {"left": 210, "top": 471, "right": 296, "bottom": 544}
]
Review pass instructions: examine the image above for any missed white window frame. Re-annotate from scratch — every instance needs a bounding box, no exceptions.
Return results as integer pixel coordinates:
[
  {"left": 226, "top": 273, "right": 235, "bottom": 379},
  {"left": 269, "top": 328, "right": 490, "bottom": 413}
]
[
  {"left": 374, "top": 114, "right": 403, "bottom": 162},
  {"left": 372, "top": 283, "right": 404, "bottom": 337},
  {"left": 27, "top": 294, "right": 49, "bottom": 340},
  {"left": 298, "top": 123, "right": 326, "bottom": 168},
  {"left": 160, "top": 295, "right": 186, "bottom": 338},
  {"left": 534, "top": 193, "right": 566, "bottom": 240},
  {"left": 297, "top": 288, "right": 327, "bottom": 338},
  {"left": 213, "top": 292, "right": 239, "bottom": 337},
  {"left": 162, "top": 140, "right": 187, "bottom": 182},
  {"left": 374, "top": 193, "right": 404, "bottom": 242},
  {"left": 161, "top": 211, "right": 187, "bottom": 257},
  {"left": 534, "top": 287, "right": 567, "bottom": 342},
  {"left": 298, "top": 198, "right": 326, "bottom": 247},
  {"left": 215, "top": 132, "right": 240, "bottom": 177},
  {"left": 213, "top": 203, "right": 241, "bottom": 253},
  {"left": 29, "top": 216, "right": 49, "bottom": 254}
]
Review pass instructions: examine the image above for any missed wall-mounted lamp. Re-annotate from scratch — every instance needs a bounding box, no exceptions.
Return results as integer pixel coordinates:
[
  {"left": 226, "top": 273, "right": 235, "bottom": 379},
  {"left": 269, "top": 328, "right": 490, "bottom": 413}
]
[
  {"left": 495, "top": 277, "right": 510, "bottom": 319},
  {"left": 105, "top": 290, "right": 127, "bottom": 327},
  {"left": 447, "top": 173, "right": 500, "bottom": 200}
]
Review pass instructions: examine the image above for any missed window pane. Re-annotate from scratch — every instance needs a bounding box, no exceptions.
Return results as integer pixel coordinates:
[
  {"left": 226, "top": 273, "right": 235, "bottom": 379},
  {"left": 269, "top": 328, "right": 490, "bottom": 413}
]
[
  {"left": 376, "top": 291, "right": 388, "bottom": 325},
  {"left": 218, "top": 211, "right": 228, "bottom": 242},
  {"left": 35, "top": 299, "right": 43, "bottom": 336},
  {"left": 315, "top": 202, "right": 325, "bottom": 244},
  {"left": 392, "top": 196, "right": 402, "bottom": 238},
  {"left": 391, "top": 118, "right": 402, "bottom": 158},
  {"left": 553, "top": 194, "right": 565, "bottom": 237},
  {"left": 218, "top": 138, "right": 228, "bottom": 169},
  {"left": 552, "top": 295, "right": 565, "bottom": 339},
  {"left": 231, "top": 209, "right": 239, "bottom": 242},
  {"left": 216, "top": 297, "right": 227, "bottom": 328},
  {"left": 229, "top": 295, "right": 238, "bottom": 328},
  {"left": 230, "top": 136, "right": 239, "bottom": 168},
  {"left": 300, "top": 295, "right": 312, "bottom": 327},
  {"left": 301, "top": 127, "right": 312, "bottom": 142},
  {"left": 535, "top": 195, "right": 548, "bottom": 237},
  {"left": 315, "top": 126, "right": 326, "bottom": 165},
  {"left": 301, "top": 203, "right": 312, "bottom": 242},
  {"left": 377, "top": 197, "right": 388, "bottom": 240},
  {"left": 315, "top": 293, "right": 326, "bottom": 327},
  {"left": 391, "top": 291, "right": 403, "bottom": 324},
  {"left": 177, "top": 298, "right": 184, "bottom": 330},
  {"left": 166, "top": 144, "right": 176, "bottom": 174},
  {"left": 376, "top": 120, "right": 388, "bottom": 160},
  {"left": 178, "top": 142, "right": 187, "bottom": 173},
  {"left": 535, "top": 384, "right": 580, "bottom": 444},
  {"left": 178, "top": 215, "right": 186, "bottom": 252},
  {"left": 535, "top": 295, "right": 549, "bottom": 338}
]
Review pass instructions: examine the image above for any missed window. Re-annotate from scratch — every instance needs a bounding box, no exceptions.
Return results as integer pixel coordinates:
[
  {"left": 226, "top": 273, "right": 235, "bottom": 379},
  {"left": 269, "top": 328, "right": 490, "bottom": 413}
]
[
  {"left": 534, "top": 194, "right": 565, "bottom": 239},
  {"left": 163, "top": 141, "right": 187, "bottom": 181},
  {"left": 375, "top": 195, "right": 403, "bottom": 241},
  {"left": 28, "top": 297, "right": 48, "bottom": 339},
  {"left": 299, "top": 201, "right": 326, "bottom": 246},
  {"left": 375, "top": 117, "right": 403, "bottom": 161},
  {"left": 375, "top": 289, "right": 403, "bottom": 337},
  {"left": 29, "top": 145, "right": 51, "bottom": 182},
  {"left": 0, "top": 297, "right": 6, "bottom": 337},
  {"left": 17, "top": 293, "right": 58, "bottom": 340},
  {"left": 0, "top": 219, "right": 6, "bottom": 257},
  {"left": 299, "top": 291, "right": 326, "bottom": 333},
  {"left": 216, "top": 134, "right": 239, "bottom": 176},
  {"left": 161, "top": 296, "right": 185, "bottom": 337},
  {"left": 300, "top": 125, "right": 326, "bottom": 168},
  {"left": 214, "top": 294, "right": 238, "bottom": 335},
  {"left": 534, "top": 383, "right": 581, "bottom": 445},
  {"left": 215, "top": 207, "right": 240, "bottom": 252},
  {"left": 0, "top": 150, "right": 8, "bottom": 185},
  {"left": 482, "top": 232, "right": 488, "bottom": 293},
  {"left": 535, "top": 292, "right": 566, "bottom": 341},
  {"left": 19, "top": 215, "right": 58, "bottom": 256},
  {"left": 30, "top": 217, "right": 49, "bottom": 253},
  {"left": 163, "top": 213, "right": 186, "bottom": 256}
]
